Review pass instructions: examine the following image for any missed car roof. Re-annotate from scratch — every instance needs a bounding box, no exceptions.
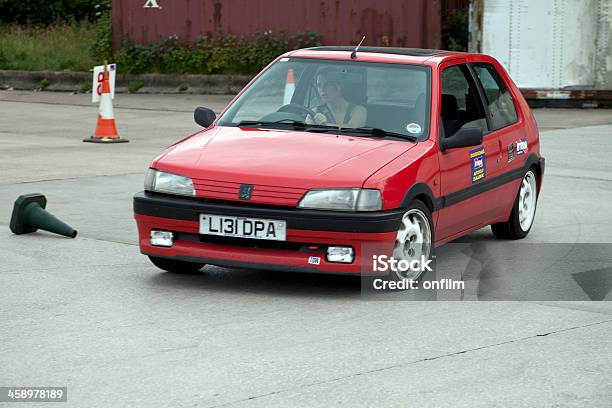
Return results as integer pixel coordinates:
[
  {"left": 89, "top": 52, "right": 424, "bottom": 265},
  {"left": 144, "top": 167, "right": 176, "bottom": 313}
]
[
  {"left": 307, "top": 46, "right": 447, "bottom": 57},
  {"left": 287, "top": 46, "right": 465, "bottom": 65}
]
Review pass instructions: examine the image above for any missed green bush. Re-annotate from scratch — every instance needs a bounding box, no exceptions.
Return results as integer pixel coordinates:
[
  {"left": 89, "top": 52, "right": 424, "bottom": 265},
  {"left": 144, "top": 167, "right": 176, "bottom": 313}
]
[
  {"left": 116, "top": 31, "right": 321, "bottom": 75},
  {"left": 80, "top": 80, "right": 93, "bottom": 92},
  {"left": 0, "top": 0, "right": 110, "bottom": 25},
  {"left": 90, "top": 9, "right": 112, "bottom": 62},
  {"left": 446, "top": 9, "right": 468, "bottom": 52},
  {"left": 0, "top": 24, "right": 321, "bottom": 75},
  {"left": 128, "top": 79, "right": 144, "bottom": 93},
  {"left": 37, "top": 78, "right": 50, "bottom": 90}
]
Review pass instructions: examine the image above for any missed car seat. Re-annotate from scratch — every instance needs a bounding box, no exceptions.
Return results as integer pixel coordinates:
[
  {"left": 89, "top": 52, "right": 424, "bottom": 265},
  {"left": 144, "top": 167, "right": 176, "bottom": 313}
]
[{"left": 441, "top": 94, "right": 460, "bottom": 137}]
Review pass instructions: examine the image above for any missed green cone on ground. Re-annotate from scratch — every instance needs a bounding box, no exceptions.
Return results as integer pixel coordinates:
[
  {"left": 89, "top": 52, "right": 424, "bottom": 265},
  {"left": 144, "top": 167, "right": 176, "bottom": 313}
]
[{"left": 9, "top": 193, "right": 77, "bottom": 238}]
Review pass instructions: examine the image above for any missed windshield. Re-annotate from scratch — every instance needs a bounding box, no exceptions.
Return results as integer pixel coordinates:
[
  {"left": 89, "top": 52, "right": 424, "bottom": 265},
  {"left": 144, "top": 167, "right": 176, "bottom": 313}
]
[{"left": 217, "top": 57, "right": 431, "bottom": 140}]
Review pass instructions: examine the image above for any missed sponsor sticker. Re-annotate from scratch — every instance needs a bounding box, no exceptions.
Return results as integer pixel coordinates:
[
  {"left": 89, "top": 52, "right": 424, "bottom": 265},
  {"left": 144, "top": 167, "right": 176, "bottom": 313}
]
[
  {"left": 406, "top": 123, "right": 422, "bottom": 134},
  {"left": 470, "top": 146, "right": 486, "bottom": 184},
  {"left": 508, "top": 142, "right": 515, "bottom": 162},
  {"left": 516, "top": 138, "right": 528, "bottom": 155},
  {"left": 308, "top": 256, "right": 321, "bottom": 265},
  {"left": 91, "top": 63, "right": 116, "bottom": 103}
]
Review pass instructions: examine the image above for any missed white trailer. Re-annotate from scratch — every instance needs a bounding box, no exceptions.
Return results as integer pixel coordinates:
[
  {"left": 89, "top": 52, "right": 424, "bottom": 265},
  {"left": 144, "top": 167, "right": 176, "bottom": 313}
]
[{"left": 469, "top": 0, "right": 611, "bottom": 105}]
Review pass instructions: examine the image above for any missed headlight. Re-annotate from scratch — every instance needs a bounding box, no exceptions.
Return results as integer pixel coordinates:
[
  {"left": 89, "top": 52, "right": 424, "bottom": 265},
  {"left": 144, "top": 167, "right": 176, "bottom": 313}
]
[
  {"left": 144, "top": 169, "right": 195, "bottom": 196},
  {"left": 297, "top": 189, "right": 382, "bottom": 211}
]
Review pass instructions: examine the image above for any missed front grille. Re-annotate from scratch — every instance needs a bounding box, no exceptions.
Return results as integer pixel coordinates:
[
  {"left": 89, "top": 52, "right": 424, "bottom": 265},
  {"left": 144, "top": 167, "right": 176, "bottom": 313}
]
[{"left": 192, "top": 178, "right": 306, "bottom": 206}]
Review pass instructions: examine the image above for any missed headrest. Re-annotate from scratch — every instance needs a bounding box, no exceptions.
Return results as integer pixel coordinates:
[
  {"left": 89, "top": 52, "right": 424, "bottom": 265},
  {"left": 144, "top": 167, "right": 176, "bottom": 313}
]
[{"left": 441, "top": 94, "right": 459, "bottom": 119}]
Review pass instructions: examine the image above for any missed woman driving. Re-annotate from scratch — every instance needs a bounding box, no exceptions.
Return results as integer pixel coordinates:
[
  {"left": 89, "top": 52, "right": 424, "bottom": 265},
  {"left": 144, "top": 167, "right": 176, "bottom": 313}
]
[{"left": 306, "top": 68, "right": 367, "bottom": 127}]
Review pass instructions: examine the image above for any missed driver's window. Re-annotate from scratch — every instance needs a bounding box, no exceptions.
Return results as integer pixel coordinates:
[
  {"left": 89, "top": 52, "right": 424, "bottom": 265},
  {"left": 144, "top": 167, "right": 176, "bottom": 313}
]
[{"left": 441, "top": 65, "right": 488, "bottom": 138}]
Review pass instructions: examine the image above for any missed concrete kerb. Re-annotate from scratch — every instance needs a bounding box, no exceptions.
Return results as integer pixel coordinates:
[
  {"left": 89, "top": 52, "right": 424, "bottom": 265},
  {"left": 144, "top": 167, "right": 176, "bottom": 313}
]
[{"left": 0, "top": 70, "right": 252, "bottom": 95}]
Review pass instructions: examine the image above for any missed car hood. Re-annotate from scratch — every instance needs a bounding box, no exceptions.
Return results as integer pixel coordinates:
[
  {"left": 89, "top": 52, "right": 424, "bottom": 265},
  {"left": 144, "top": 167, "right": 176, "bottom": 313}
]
[{"left": 155, "top": 126, "right": 415, "bottom": 187}]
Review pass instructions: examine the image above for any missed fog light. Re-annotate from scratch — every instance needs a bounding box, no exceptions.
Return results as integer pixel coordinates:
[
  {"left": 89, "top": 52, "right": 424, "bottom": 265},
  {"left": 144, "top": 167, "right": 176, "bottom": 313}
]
[
  {"left": 326, "top": 246, "right": 354, "bottom": 263},
  {"left": 150, "top": 230, "right": 174, "bottom": 247}
]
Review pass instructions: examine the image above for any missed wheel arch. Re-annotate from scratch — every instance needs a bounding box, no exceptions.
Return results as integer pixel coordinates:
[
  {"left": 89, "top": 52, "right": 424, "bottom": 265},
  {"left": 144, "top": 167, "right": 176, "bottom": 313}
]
[
  {"left": 525, "top": 154, "right": 544, "bottom": 195},
  {"left": 534, "top": 157, "right": 545, "bottom": 195},
  {"left": 400, "top": 183, "right": 437, "bottom": 212}
]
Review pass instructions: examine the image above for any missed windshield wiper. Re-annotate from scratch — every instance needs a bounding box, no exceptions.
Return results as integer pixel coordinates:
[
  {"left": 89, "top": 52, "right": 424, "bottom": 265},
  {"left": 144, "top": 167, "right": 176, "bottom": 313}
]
[
  {"left": 304, "top": 124, "right": 342, "bottom": 133},
  {"left": 236, "top": 119, "right": 308, "bottom": 128},
  {"left": 235, "top": 121, "right": 416, "bottom": 141},
  {"left": 339, "top": 127, "right": 418, "bottom": 141},
  {"left": 237, "top": 120, "right": 342, "bottom": 133}
]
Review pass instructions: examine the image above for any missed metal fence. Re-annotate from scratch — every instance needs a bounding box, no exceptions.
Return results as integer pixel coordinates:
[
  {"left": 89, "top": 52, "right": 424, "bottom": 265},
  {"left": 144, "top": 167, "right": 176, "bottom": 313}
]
[{"left": 112, "top": 0, "right": 442, "bottom": 49}]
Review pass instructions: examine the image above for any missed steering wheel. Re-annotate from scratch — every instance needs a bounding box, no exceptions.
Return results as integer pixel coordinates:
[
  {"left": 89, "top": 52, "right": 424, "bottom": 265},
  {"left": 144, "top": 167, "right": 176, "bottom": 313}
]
[{"left": 277, "top": 104, "right": 316, "bottom": 120}]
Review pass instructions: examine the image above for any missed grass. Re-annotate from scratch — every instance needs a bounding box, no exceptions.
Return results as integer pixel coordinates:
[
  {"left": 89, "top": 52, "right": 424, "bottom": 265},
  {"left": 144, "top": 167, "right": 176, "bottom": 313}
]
[{"left": 0, "top": 23, "right": 96, "bottom": 71}]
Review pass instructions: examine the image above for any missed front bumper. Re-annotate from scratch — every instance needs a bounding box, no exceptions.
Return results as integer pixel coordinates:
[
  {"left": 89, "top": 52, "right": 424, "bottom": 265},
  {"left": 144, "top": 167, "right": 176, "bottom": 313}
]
[{"left": 134, "top": 192, "right": 403, "bottom": 274}]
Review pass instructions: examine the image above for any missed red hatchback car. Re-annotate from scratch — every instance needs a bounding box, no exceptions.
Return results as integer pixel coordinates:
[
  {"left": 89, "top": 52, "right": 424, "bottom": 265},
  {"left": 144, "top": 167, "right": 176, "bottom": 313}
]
[{"left": 134, "top": 47, "right": 544, "bottom": 279}]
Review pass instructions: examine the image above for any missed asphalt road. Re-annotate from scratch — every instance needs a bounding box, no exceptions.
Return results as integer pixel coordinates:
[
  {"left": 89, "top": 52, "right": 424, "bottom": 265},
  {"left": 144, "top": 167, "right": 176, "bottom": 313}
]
[{"left": 1, "top": 90, "right": 611, "bottom": 407}]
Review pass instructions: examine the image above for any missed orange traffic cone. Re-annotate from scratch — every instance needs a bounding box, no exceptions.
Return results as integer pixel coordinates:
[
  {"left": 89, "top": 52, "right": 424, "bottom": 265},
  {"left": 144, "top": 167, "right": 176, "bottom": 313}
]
[
  {"left": 283, "top": 68, "right": 295, "bottom": 105},
  {"left": 84, "top": 62, "right": 128, "bottom": 143}
]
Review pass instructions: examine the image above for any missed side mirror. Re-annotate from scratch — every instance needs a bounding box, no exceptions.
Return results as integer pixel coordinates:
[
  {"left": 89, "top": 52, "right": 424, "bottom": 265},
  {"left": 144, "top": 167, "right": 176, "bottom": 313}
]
[
  {"left": 194, "top": 107, "right": 216, "bottom": 128},
  {"left": 441, "top": 127, "right": 483, "bottom": 151}
]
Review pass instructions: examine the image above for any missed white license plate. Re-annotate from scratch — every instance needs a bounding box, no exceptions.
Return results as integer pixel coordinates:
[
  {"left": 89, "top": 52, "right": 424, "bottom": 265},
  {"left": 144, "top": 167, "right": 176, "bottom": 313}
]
[{"left": 199, "top": 214, "right": 286, "bottom": 241}]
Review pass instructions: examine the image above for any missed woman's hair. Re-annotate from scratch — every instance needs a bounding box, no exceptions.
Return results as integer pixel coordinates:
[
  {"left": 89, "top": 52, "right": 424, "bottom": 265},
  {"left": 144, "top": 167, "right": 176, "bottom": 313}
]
[{"left": 316, "top": 67, "right": 344, "bottom": 92}]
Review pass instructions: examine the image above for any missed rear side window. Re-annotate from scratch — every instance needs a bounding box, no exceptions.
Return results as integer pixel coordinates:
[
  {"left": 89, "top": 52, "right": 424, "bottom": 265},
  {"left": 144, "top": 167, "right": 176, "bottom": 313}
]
[{"left": 472, "top": 63, "right": 518, "bottom": 130}]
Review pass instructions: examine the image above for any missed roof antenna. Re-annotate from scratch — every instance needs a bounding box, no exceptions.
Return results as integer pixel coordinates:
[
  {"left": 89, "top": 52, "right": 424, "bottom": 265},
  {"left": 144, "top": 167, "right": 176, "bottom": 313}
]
[{"left": 350, "top": 36, "right": 366, "bottom": 59}]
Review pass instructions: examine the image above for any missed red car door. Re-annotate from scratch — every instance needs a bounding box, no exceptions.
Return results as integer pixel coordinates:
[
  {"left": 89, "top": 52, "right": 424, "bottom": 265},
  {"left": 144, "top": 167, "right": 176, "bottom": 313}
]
[
  {"left": 435, "top": 60, "right": 502, "bottom": 242},
  {"left": 469, "top": 61, "right": 527, "bottom": 218}
]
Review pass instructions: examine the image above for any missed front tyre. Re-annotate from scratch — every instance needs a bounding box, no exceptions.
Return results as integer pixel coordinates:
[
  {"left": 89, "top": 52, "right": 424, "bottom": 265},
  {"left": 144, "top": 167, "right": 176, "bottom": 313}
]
[
  {"left": 492, "top": 169, "right": 538, "bottom": 240},
  {"left": 148, "top": 256, "right": 205, "bottom": 274},
  {"left": 391, "top": 200, "right": 434, "bottom": 282}
]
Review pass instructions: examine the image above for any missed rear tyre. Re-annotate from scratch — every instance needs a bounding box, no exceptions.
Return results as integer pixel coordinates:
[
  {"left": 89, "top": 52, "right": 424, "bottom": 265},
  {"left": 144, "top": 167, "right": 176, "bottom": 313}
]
[
  {"left": 148, "top": 256, "right": 205, "bottom": 274},
  {"left": 491, "top": 169, "right": 538, "bottom": 240}
]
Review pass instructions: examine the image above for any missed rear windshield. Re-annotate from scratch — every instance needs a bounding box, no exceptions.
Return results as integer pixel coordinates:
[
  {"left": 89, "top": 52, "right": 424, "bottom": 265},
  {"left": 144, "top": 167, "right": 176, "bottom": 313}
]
[{"left": 217, "top": 57, "right": 431, "bottom": 140}]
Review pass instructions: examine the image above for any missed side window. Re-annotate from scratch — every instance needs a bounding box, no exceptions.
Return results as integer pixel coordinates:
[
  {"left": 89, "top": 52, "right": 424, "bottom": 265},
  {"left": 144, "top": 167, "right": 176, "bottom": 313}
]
[
  {"left": 441, "top": 64, "right": 488, "bottom": 138},
  {"left": 472, "top": 63, "right": 518, "bottom": 130}
]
